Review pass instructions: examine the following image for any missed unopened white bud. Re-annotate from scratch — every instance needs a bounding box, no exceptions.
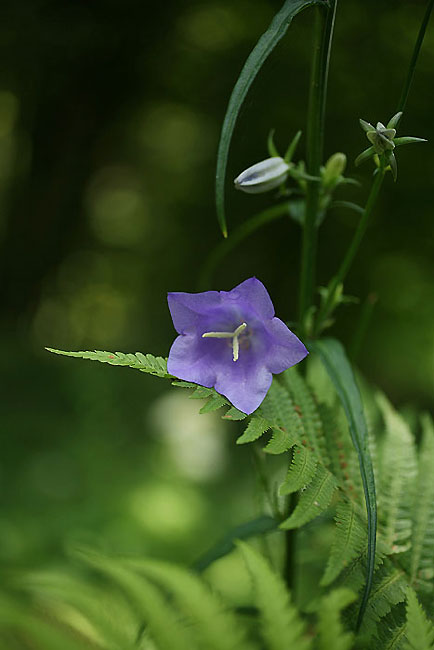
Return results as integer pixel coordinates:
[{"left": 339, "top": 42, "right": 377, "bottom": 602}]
[{"left": 234, "top": 157, "right": 290, "bottom": 194}]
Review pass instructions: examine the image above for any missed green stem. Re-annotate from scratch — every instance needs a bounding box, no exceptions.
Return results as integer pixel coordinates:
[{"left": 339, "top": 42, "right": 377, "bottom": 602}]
[
  {"left": 396, "top": 0, "right": 434, "bottom": 114},
  {"left": 314, "top": 166, "right": 385, "bottom": 336},
  {"left": 198, "top": 201, "right": 291, "bottom": 290},
  {"left": 298, "top": 0, "right": 337, "bottom": 335},
  {"left": 349, "top": 292, "right": 378, "bottom": 363}
]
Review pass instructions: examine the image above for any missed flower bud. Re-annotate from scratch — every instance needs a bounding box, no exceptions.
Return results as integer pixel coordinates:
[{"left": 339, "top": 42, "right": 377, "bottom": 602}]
[
  {"left": 322, "top": 152, "right": 346, "bottom": 188},
  {"left": 234, "top": 157, "right": 290, "bottom": 194}
]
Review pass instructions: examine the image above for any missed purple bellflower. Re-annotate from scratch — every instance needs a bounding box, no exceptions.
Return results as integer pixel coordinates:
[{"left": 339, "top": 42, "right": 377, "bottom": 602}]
[{"left": 167, "top": 277, "right": 308, "bottom": 414}]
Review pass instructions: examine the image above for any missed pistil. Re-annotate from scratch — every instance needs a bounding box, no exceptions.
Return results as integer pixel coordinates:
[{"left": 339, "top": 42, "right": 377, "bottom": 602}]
[{"left": 202, "top": 322, "right": 247, "bottom": 362}]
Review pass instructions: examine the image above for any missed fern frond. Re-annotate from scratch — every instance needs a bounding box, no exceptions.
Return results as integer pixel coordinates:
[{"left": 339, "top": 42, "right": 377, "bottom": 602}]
[
  {"left": 46, "top": 348, "right": 172, "bottom": 378},
  {"left": 263, "top": 427, "right": 298, "bottom": 454},
  {"left": 360, "top": 562, "right": 408, "bottom": 639},
  {"left": 77, "top": 550, "right": 198, "bottom": 650},
  {"left": 238, "top": 541, "right": 311, "bottom": 650},
  {"left": 126, "top": 559, "right": 253, "bottom": 650},
  {"left": 236, "top": 416, "right": 271, "bottom": 444},
  {"left": 223, "top": 407, "right": 248, "bottom": 421},
  {"left": 22, "top": 570, "right": 136, "bottom": 649},
  {"left": 377, "top": 393, "right": 417, "bottom": 553},
  {"left": 279, "top": 445, "right": 317, "bottom": 495},
  {"left": 280, "top": 464, "right": 337, "bottom": 529},
  {"left": 199, "top": 394, "right": 229, "bottom": 414},
  {"left": 404, "top": 588, "right": 434, "bottom": 650},
  {"left": 409, "top": 414, "right": 434, "bottom": 589},
  {"left": 281, "top": 367, "right": 329, "bottom": 463},
  {"left": 316, "top": 588, "right": 356, "bottom": 650},
  {"left": 370, "top": 607, "right": 407, "bottom": 650},
  {"left": 259, "top": 379, "right": 304, "bottom": 440},
  {"left": 321, "top": 500, "right": 367, "bottom": 586}
]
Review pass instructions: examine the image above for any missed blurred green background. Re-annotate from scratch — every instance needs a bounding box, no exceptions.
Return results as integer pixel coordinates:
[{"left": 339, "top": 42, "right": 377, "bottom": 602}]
[{"left": 1, "top": 0, "right": 433, "bottom": 573}]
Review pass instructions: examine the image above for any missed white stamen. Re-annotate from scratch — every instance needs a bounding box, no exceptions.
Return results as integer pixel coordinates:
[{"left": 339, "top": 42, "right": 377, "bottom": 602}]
[{"left": 202, "top": 322, "right": 247, "bottom": 362}]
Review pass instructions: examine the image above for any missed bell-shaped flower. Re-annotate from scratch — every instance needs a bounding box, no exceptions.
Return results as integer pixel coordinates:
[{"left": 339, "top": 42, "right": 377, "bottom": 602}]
[
  {"left": 234, "top": 157, "right": 290, "bottom": 194},
  {"left": 167, "top": 277, "right": 308, "bottom": 414}
]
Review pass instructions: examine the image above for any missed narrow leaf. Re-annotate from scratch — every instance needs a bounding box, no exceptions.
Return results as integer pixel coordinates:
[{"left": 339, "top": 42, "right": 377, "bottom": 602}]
[
  {"left": 193, "top": 515, "right": 278, "bottom": 572},
  {"left": 215, "top": 0, "right": 321, "bottom": 236},
  {"left": 46, "top": 348, "right": 172, "bottom": 378},
  {"left": 310, "top": 338, "right": 377, "bottom": 630}
]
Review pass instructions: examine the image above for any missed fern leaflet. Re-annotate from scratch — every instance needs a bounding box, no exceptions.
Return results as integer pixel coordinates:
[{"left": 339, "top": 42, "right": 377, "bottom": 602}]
[
  {"left": 280, "top": 464, "right": 337, "bottom": 529},
  {"left": 409, "top": 414, "right": 434, "bottom": 589},
  {"left": 377, "top": 393, "right": 417, "bottom": 553},
  {"left": 126, "top": 559, "right": 253, "bottom": 650},
  {"left": 238, "top": 541, "right": 311, "bottom": 650},
  {"left": 404, "top": 588, "right": 434, "bottom": 650},
  {"left": 316, "top": 588, "right": 356, "bottom": 650},
  {"left": 279, "top": 445, "right": 317, "bottom": 495},
  {"left": 321, "top": 500, "right": 368, "bottom": 586},
  {"left": 46, "top": 348, "right": 172, "bottom": 378}
]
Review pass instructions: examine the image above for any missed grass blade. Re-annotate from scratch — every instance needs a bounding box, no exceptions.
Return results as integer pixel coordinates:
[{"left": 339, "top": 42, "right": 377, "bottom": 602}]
[
  {"left": 215, "top": 0, "right": 321, "bottom": 237},
  {"left": 310, "top": 337, "right": 377, "bottom": 631}
]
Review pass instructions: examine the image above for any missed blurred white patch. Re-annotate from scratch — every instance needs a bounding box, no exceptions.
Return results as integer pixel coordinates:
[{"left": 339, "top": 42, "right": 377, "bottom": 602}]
[{"left": 148, "top": 391, "right": 227, "bottom": 481}]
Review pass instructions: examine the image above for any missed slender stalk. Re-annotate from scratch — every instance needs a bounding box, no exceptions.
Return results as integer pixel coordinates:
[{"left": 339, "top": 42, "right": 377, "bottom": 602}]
[
  {"left": 396, "top": 0, "right": 434, "bottom": 114},
  {"left": 198, "top": 201, "right": 291, "bottom": 290},
  {"left": 283, "top": 491, "right": 297, "bottom": 592},
  {"left": 314, "top": 166, "right": 385, "bottom": 336},
  {"left": 298, "top": 0, "right": 337, "bottom": 335},
  {"left": 349, "top": 292, "right": 378, "bottom": 363}
]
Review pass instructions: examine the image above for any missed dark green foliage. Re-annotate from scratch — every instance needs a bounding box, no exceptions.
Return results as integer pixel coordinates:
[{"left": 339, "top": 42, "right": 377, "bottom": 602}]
[{"left": 41, "top": 342, "right": 434, "bottom": 649}]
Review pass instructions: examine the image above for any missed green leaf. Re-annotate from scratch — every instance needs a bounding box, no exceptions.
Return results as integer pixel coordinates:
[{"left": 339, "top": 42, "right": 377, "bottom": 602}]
[
  {"left": 263, "top": 426, "right": 298, "bottom": 454},
  {"left": 280, "top": 463, "right": 337, "bottom": 529},
  {"left": 361, "top": 563, "right": 408, "bottom": 638},
  {"left": 393, "top": 136, "right": 427, "bottom": 147},
  {"left": 223, "top": 406, "right": 248, "bottom": 421},
  {"left": 77, "top": 550, "right": 198, "bottom": 650},
  {"left": 259, "top": 378, "right": 304, "bottom": 439},
  {"left": 355, "top": 146, "right": 375, "bottom": 166},
  {"left": 236, "top": 416, "right": 271, "bottom": 444},
  {"left": 310, "top": 338, "right": 377, "bottom": 630},
  {"left": 316, "top": 588, "right": 357, "bottom": 650},
  {"left": 193, "top": 516, "right": 278, "bottom": 572},
  {"left": 321, "top": 500, "right": 367, "bottom": 586},
  {"left": 281, "top": 366, "right": 328, "bottom": 462},
  {"left": 410, "top": 414, "right": 434, "bottom": 587},
  {"left": 284, "top": 129, "right": 302, "bottom": 163},
  {"left": 215, "top": 0, "right": 321, "bottom": 236},
  {"left": 238, "top": 541, "right": 311, "bottom": 650},
  {"left": 199, "top": 394, "right": 229, "bottom": 414},
  {"left": 267, "top": 128, "right": 280, "bottom": 157},
  {"left": 376, "top": 392, "right": 417, "bottom": 553},
  {"left": 279, "top": 444, "right": 317, "bottom": 495},
  {"left": 127, "top": 559, "right": 252, "bottom": 650},
  {"left": 404, "top": 588, "right": 434, "bottom": 650},
  {"left": 46, "top": 348, "right": 172, "bottom": 378}
]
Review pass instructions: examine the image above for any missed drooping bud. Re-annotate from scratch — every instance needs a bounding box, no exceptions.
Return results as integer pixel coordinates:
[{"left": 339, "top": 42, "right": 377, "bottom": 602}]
[
  {"left": 322, "top": 152, "right": 347, "bottom": 189},
  {"left": 234, "top": 157, "right": 290, "bottom": 194}
]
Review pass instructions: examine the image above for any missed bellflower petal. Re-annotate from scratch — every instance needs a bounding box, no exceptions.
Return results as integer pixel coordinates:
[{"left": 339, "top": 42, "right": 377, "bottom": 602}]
[{"left": 167, "top": 277, "right": 308, "bottom": 414}]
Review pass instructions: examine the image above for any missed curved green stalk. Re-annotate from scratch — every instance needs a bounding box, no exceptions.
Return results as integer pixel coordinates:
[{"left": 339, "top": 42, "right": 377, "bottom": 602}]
[
  {"left": 298, "top": 0, "right": 337, "bottom": 335},
  {"left": 314, "top": 166, "right": 385, "bottom": 336},
  {"left": 215, "top": 0, "right": 321, "bottom": 238},
  {"left": 198, "top": 201, "right": 291, "bottom": 290},
  {"left": 396, "top": 0, "right": 434, "bottom": 114}
]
